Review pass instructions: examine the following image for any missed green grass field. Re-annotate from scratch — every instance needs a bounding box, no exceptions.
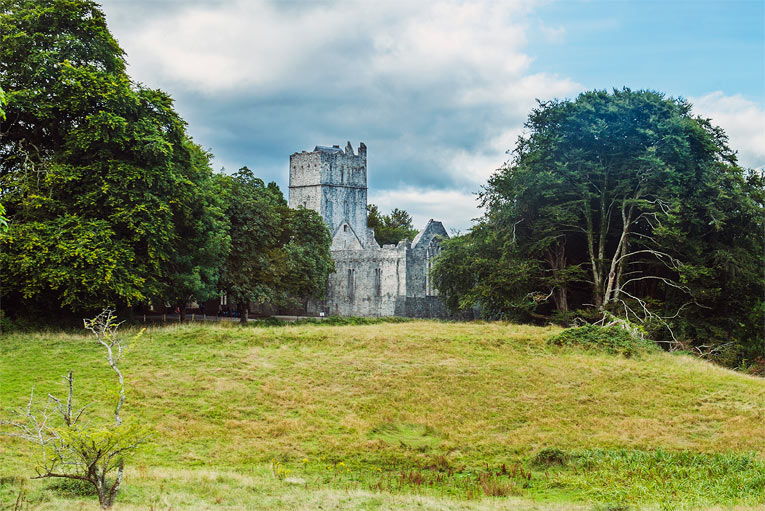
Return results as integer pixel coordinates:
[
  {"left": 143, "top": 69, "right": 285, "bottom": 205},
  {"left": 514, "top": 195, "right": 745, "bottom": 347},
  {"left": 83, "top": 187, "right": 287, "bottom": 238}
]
[{"left": 1, "top": 320, "right": 763, "bottom": 510}]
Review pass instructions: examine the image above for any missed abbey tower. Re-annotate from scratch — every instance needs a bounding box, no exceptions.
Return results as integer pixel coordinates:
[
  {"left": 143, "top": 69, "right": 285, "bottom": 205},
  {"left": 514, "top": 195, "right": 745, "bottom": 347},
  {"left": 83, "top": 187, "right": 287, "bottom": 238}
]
[{"left": 289, "top": 142, "right": 375, "bottom": 249}]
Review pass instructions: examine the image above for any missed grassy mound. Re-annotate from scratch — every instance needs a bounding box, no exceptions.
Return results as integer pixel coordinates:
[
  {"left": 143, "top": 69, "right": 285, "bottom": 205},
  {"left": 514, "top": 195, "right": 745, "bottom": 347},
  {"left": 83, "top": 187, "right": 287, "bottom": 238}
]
[{"left": 1, "top": 321, "right": 763, "bottom": 510}]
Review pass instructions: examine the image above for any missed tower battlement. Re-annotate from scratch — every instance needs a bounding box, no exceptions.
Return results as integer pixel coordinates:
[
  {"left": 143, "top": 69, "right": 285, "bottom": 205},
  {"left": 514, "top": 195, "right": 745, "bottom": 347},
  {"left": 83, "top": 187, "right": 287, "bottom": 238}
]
[{"left": 289, "top": 141, "right": 367, "bottom": 189}]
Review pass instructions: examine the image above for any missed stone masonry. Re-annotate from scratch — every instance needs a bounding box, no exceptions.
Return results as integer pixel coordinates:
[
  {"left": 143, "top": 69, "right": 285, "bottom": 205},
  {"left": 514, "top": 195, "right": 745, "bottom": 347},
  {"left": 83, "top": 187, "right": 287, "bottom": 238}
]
[{"left": 289, "top": 142, "right": 451, "bottom": 318}]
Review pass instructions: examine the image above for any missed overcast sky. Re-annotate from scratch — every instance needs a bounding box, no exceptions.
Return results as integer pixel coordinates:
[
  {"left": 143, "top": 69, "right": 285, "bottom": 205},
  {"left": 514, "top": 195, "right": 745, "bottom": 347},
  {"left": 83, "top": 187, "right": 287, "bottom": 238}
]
[{"left": 98, "top": 0, "right": 764, "bottom": 232}]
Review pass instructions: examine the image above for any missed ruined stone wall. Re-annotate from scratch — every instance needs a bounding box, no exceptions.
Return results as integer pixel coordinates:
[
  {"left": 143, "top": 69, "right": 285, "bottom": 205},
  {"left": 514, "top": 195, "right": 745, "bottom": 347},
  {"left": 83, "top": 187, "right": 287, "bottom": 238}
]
[
  {"left": 323, "top": 244, "right": 407, "bottom": 316},
  {"left": 288, "top": 151, "right": 323, "bottom": 214},
  {"left": 406, "top": 220, "right": 448, "bottom": 298}
]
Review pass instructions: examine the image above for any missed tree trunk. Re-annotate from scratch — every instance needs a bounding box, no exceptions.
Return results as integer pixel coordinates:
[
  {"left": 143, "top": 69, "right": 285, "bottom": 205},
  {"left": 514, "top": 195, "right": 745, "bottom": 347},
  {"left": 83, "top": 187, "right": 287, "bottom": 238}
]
[
  {"left": 546, "top": 242, "right": 569, "bottom": 312},
  {"left": 583, "top": 200, "right": 603, "bottom": 308},
  {"left": 178, "top": 304, "right": 186, "bottom": 323},
  {"left": 554, "top": 286, "right": 568, "bottom": 312},
  {"left": 602, "top": 201, "right": 635, "bottom": 308}
]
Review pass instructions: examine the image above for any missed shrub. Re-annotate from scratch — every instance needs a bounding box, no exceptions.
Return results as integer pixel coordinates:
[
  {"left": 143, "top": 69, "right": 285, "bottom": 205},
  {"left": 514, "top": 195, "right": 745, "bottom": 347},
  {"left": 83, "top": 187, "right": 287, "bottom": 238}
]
[
  {"left": 547, "top": 324, "right": 655, "bottom": 357},
  {"left": 45, "top": 478, "right": 97, "bottom": 497},
  {"left": 477, "top": 473, "right": 520, "bottom": 497},
  {"left": 532, "top": 447, "right": 570, "bottom": 467},
  {"left": 744, "top": 357, "right": 765, "bottom": 377}
]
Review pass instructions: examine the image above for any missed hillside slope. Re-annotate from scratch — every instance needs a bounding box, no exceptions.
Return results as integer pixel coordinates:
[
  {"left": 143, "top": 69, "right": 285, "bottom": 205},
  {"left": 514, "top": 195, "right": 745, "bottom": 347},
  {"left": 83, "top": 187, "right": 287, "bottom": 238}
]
[{"left": 1, "top": 321, "right": 763, "bottom": 510}]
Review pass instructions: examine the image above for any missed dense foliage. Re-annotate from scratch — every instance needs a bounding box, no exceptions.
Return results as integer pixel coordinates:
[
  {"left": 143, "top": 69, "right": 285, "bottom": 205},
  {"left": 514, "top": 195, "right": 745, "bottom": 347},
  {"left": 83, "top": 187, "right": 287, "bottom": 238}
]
[
  {"left": 0, "top": 0, "right": 332, "bottom": 319},
  {"left": 547, "top": 324, "right": 656, "bottom": 357},
  {"left": 0, "top": 0, "right": 228, "bottom": 313},
  {"left": 220, "top": 168, "right": 333, "bottom": 322},
  {"left": 367, "top": 204, "right": 419, "bottom": 246},
  {"left": 433, "top": 89, "right": 764, "bottom": 364}
]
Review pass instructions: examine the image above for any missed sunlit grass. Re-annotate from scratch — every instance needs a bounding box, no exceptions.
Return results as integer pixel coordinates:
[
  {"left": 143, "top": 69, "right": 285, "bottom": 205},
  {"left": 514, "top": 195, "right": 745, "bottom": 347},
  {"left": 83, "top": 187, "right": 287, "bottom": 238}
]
[{"left": 1, "top": 321, "right": 764, "bottom": 509}]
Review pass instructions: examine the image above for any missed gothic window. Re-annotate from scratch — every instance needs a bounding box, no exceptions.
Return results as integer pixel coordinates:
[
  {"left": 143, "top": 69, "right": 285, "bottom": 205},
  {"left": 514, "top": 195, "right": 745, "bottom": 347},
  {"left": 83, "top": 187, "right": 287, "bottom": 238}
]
[
  {"left": 425, "top": 238, "right": 442, "bottom": 296},
  {"left": 374, "top": 268, "right": 382, "bottom": 297},
  {"left": 347, "top": 268, "right": 355, "bottom": 299}
]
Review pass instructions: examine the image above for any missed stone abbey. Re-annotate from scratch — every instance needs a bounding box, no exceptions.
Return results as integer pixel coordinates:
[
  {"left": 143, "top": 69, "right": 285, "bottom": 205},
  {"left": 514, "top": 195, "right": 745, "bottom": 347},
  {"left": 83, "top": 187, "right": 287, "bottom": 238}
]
[{"left": 289, "top": 142, "right": 450, "bottom": 318}]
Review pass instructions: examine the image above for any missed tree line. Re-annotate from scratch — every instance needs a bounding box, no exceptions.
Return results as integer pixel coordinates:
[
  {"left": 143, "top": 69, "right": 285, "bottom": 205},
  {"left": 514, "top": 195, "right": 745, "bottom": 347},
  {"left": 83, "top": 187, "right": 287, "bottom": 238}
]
[
  {"left": 432, "top": 89, "right": 764, "bottom": 366},
  {"left": 1, "top": 1, "right": 761, "bottom": 366},
  {"left": 0, "top": 0, "right": 333, "bottom": 323}
]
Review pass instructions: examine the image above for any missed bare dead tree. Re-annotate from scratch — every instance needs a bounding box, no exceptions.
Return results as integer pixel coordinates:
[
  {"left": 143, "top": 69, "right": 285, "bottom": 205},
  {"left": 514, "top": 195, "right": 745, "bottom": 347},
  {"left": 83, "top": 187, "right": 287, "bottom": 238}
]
[
  {"left": 83, "top": 309, "right": 126, "bottom": 426},
  {"left": 2, "top": 309, "right": 148, "bottom": 509}
]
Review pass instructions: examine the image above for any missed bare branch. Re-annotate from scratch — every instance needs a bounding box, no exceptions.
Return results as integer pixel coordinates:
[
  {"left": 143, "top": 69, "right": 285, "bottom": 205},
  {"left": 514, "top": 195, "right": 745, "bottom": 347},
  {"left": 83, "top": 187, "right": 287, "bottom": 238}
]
[{"left": 83, "top": 309, "right": 126, "bottom": 426}]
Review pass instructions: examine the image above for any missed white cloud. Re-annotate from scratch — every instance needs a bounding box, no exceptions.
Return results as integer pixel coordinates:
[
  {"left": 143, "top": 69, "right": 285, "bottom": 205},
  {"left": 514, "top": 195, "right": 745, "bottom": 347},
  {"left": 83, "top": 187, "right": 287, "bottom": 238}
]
[
  {"left": 109, "top": 1, "right": 540, "bottom": 95},
  {"left": 100, "top": 0, "right": 582, "bottom": 202},
  {"left": 370, "top": 187, "right": 481, "bottom": 234},
  {"left": 690, "top": 92, "right": 765, "bottom": 170}
]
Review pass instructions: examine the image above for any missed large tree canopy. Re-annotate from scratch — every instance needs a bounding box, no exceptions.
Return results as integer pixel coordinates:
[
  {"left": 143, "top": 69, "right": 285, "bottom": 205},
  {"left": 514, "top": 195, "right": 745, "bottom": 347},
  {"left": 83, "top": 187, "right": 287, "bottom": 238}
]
[
  {"left": 433, "top": 89, "right": 764, "bottom": 363},
  {"left": 220, "top": 168, "right": 333, "bottom": 323},
  {"left": 0, "top": 0, "right": 228, "bottom": 313}
]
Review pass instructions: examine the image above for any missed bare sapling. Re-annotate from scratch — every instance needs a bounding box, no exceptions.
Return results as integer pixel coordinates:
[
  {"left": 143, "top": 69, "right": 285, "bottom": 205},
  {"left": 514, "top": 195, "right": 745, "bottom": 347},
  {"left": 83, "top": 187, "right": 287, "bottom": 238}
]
[{"left": 2, "top": 309, "right": 149, "bottom": 509}]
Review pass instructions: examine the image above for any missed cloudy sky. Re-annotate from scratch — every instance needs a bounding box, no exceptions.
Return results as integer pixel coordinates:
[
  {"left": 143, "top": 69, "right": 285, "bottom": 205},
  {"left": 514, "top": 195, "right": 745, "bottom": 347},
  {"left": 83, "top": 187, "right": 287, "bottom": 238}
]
[{"left": 98, "top": 0, "right": 764, "bottom": 232}]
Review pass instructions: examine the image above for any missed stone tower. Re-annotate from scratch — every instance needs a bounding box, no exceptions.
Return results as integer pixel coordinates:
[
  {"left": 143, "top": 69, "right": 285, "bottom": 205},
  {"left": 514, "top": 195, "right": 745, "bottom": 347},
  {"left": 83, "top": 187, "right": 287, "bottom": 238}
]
[{"left": 289, "top": 141, "right": 371, "bottom": 248}]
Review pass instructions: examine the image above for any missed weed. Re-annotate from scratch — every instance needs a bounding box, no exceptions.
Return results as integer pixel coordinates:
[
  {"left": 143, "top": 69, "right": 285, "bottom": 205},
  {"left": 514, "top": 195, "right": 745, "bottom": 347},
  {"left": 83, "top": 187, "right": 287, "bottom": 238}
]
[
  {"left": 426, "top": 454, "right": 452, "bottom": 472},
  {"left": 476, "top": 472, "right": 520, "bottom": 497},
  {"left": 270, "top": 459, "right": 291, "bottom": 481},
  {"left": 0, "top": 475, "right": 25, "bottom": 486},
  {"left": 12, "top": 488, "right": 29, "bottom": 511}
]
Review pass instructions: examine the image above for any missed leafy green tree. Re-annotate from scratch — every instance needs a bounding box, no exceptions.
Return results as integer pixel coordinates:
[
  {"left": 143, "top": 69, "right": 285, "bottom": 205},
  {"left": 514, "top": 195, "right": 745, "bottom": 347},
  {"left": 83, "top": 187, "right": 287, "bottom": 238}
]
[
  {"left": 283, "top": 206, "right": 334, "bottom": 303},
  {"left": 367, "top": 204, "right": 419, "bottom": 246},
  {"left": 219, "top": 168, "right": 285, "bottom": 323},
  {"left": 220, "top": 168, "right": 332, "bottom": 323},
  {"left": 0, "top": 89, "right": 5, "bottom": 232},
  {"left": 0, "top": 0, "right": 227, "bottom": 315},
  {"left": 161, "top": 143, "right": 230, "bottom": 322},
  {"left": 434, "top": 89, "right": 764, "bottom": 361}
]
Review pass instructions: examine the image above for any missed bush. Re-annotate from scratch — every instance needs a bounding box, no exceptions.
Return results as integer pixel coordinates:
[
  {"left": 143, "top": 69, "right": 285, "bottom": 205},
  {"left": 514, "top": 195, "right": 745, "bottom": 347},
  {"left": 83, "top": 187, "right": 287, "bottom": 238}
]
[
  {"left": 532, "top": 447, "right": 570, "bottom": 467},
  {"left": 743, "top": 357, "right": 765, "bottom": 377},
  {"left": 547, "top": 324, "right": 655, "bottom": 357},
  {"left": 45, "top": 478, "right": 97, "bottom": 497}
]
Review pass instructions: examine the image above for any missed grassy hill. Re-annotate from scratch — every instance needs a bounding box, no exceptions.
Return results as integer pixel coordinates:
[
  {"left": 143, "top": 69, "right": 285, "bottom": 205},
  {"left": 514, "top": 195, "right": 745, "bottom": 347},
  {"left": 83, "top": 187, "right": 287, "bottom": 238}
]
[{"left": 1, "top": 321, "right": 763, "bottom": 510}]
